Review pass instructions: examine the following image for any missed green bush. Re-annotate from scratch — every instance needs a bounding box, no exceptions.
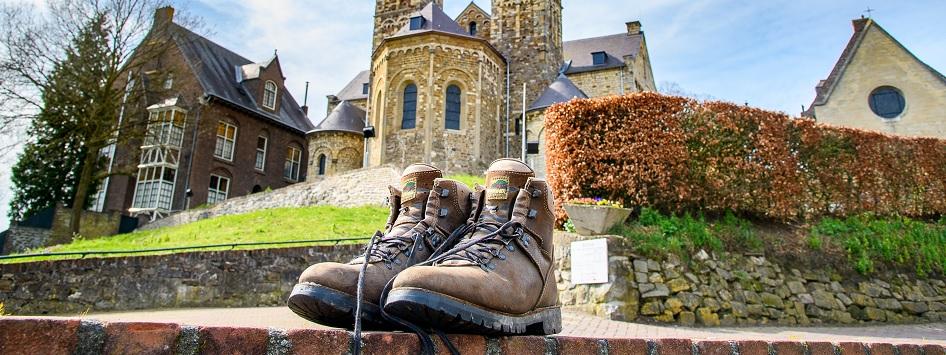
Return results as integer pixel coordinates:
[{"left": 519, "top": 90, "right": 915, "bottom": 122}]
[{"left": 813, "top": 215, "right": 946, "bottom": 276}]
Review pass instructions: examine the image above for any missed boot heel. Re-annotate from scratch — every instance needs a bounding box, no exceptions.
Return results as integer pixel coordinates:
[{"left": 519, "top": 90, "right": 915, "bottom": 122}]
[{"left": 526, "top": 307, "right": 562, "bottom": 335}]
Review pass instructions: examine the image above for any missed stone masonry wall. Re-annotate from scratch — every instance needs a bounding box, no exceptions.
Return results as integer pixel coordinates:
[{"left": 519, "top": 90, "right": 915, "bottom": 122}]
[
  {"left": 0, "top": 245, "right": 362, "bottom": 315},
  {"left": 1, "top": 226, "right": 51, "bottom": 255},
  {"left": 555, "top": 233, "right": 946, "bottom": 327},
  {"left": 138, "top": 166, "right": 399, "bottom": 231}
]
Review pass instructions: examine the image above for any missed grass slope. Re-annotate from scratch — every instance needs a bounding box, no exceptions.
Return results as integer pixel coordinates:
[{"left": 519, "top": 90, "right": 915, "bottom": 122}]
[{"left": 3, "top": 206, "right": 389, "bottom": 264}]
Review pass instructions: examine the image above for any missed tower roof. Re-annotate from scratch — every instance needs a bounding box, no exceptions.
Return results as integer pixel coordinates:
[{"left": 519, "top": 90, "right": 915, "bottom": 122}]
[
  {"left": 392, "top": 2, "right": 472, "bottom": 39},
  {"left": 528, "top": 74, "right": 589, "bottom": 112},
  {"left": 311, "top": 101, "right": 366, "bottom": 135}
]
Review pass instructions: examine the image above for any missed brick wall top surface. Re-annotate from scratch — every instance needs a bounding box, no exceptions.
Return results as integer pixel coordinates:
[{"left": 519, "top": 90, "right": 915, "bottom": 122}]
[{"left": 0, "top": 318, "right": 942, "bottom": 355}]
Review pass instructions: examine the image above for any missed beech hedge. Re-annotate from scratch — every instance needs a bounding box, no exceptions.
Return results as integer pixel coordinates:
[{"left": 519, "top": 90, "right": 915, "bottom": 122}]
[{"left": 544, "top": 93, "right": 946, "bottom": 224}]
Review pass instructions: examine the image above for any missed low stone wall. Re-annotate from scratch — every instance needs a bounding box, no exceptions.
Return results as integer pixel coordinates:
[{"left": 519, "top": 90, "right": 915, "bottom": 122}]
[
  {"left": 139, "top": 166, "right": 400, "bottom": 231},
  {"left": 3, "top": 317, "right": 945, "bottom": 355},
  {"left": 1, "top": 226, "right": 51, "bottom": 256},
  {"left": 0, "top": 245, "right": 362, "bottom": 315},
  {"left": 555, "top": 233, "right": 946, "bottom": 327}
]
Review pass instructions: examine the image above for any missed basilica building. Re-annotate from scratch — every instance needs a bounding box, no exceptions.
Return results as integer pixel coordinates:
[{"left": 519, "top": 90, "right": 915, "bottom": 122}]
[{"left": 308, "top": 0, "right": 656, "bottom": 178}]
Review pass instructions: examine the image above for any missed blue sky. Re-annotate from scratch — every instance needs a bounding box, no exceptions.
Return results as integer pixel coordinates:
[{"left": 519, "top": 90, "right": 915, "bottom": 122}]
[{"left": 1, "top": 0, "right": 944, "bottom": 230}]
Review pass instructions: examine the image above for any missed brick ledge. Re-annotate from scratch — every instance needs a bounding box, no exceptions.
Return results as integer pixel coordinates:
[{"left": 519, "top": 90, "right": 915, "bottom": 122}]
[{"left": 0, "top": 317, "right": 943, "bottom": 355}]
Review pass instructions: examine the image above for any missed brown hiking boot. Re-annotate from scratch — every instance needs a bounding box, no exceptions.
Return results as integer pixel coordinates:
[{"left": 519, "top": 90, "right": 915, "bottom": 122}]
[
  {"left": 383, "top": 159, "right": 562, "bottom": 335},
  {"left": 287, "top": 164, "right": 475, "bottom": 329}
]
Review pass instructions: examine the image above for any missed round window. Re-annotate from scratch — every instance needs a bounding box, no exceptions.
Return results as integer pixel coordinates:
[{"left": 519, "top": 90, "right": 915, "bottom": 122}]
[{"left": 868, "top": 86, "right": 905, "bottom": 119}]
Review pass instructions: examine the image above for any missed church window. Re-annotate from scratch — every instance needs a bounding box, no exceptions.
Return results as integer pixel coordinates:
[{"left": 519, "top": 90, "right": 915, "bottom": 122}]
[
  {"left": 317, "top": 154, "right": 327, "bottom": 176},
  {"left": 402, "top": 84, "right": 418, "bottom": 129},
  {"left": 409, "top": 16, "right": 426, "bottom": 30},
  {"left": 445, "top": 85, "right": 461, "bottom": 130},
  {"left": 869, "top": 86, "right": 905, "bottom": 119},
  {"left": 263, "top": 81, "right": 278, "bottom": 110},
  {"left": 592, "top": 52, "right": 607, "bottom": 66},
  {"left": 469, "top": 22, "right": 478, "bottom": 36}
]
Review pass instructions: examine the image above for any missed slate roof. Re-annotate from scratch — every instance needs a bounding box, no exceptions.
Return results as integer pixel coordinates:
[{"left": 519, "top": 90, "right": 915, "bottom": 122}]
[
  {"left": 563, "top": 33, "right": 643, "bottom": 75},
  {"left": 803, "top": 18, "right": 946, "bottom": 117},
  {"left": 335, "top": 70, "right": 370, "bottom": 102},
  {"left": 169, "top": 23, "right": 314, "bottom": 133},
  {"left": 391, "top": 2, "right": 473, "bottom": 39},
  {"left": 528, "top": 74, "right": 589, "bottom": 112},
  {"left": 312, "top": 101, "right": 366, "bottom": 135}
]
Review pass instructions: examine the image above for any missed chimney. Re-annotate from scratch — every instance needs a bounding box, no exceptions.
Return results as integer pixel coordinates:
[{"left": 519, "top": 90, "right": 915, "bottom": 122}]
[
  {"left": 154, "top": 6, "right": 175, "bottom": 27},
  {"left": 626, "top": 21, "right": 642, "bottom": 35}
]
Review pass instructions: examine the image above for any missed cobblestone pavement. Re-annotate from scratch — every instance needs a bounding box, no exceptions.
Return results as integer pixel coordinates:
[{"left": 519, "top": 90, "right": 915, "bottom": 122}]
[{"left": 81, "top": 307, "right": 945, "bottom": 345}]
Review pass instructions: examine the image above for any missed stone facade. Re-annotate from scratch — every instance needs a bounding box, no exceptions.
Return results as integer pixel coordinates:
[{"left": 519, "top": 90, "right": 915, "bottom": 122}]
[
  {"left": 0, "top": 245, "right": 362, "bottom": 315},
  {"left": 372, "top": 0, "right": 443, "bottom": 51},
  {"left": 455, "top": 2, "right": 492, "bottom": 41},
  {"left": 806, "top": 19, "right": 946, "bottom": 138},
  {"left": 369, "top": 32, "right": 505, "bottom": 173},
  {"left": 137, "top": 166, "right": 399, "bottom": 231},
  {"left": 2, "top": 204, "right": 126, "bottom": 255},
  {"left": 307, "top": 131, "right": 364, "bottom": 177},
  {"left": 555, "top": 233, "right": 946, "bottom": 327},
  {"left": 2, "top": 226, "right": 51, "bottom": 255}
]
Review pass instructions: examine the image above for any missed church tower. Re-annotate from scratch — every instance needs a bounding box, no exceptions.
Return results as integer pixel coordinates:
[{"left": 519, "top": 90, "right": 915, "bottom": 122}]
[
  {"left": 373, "top": 0, "right": 443, "bottom": 51},
  {"left": 490, "top": 0, "right": 564, "bottom": 152}
]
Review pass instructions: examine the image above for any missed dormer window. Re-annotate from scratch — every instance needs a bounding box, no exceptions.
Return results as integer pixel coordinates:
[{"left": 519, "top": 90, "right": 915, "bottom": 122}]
[
  {"left": 409, "top": 16, "right": 426, "bottom": 30},
  {"left": 362, "top": 83, "right": 370, "bottom": 95},
  {"left": 469, "top": 22, "right": 478, "bottom": 36},
  {"left": 592, "top": 52, "right": 607, "bottom": 66},
  {"left": 263, "top": 81, "right": 277, "bottom": 110}
]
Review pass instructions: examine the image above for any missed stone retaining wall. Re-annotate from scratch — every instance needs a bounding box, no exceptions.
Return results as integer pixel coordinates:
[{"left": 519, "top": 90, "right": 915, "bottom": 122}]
[
  {"left": 0, "top": 245, "right": 362, "bottom": 315},
  {"left": 1, "top": 226, "right": 51, "bottom": 256},
  {"left": 555, "top": 233, "right": 946, "bottom": 327},
  {"left": 139, "top": 166, "right": 400, "bottom": 231},
  {"left": 1, "top": 318, "right": 944, "bottom": 355}
]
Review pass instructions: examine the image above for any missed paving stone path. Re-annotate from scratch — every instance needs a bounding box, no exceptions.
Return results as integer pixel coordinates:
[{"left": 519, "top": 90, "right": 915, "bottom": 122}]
[{"left": 78, "top": 307, "right": 945, "bottom": 345}]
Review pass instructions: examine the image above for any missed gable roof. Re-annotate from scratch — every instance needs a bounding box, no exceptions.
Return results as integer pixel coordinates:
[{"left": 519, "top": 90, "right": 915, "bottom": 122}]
[
  {"left": 563, "top": 33, "right": 643, "bottom": 74},
  {"left": 804, "top": 18, "right": 946, "bottom": 117},
  {"left": 528, "top": 74, "right": 589, "bottom": 112},
  {"left": 335, "top": 70, "right": 370, "bottom": 102},
  {"left": 312, "top": 101, "right": 366, "bottom": 135},
  {"left": 169, "top": 23, "right": 314, "bottom": 133},
  {"left": 455, "top": 1, "right": 490, "bottom": 21},
  {"left": 392, "top": 2, "right": 472, "bottom": 39}
]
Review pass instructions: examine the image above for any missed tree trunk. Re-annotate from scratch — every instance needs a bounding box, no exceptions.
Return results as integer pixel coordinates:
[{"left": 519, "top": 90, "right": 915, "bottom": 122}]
[{"left": 69, "top": 150, "right": 98, "bottom": 236}]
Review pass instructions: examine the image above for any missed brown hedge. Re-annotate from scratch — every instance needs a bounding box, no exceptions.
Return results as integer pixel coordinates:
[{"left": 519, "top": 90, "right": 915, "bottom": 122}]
[{"left": 544, "top": 92, "right": 946, "bottom": 224}]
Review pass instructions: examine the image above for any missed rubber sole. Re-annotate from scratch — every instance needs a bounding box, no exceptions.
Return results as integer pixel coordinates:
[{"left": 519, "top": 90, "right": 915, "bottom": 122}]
[
  {"left": 287, "top": 283, "right": 387, "bottom": 330},
  {"left": 383, "top": 288, "right": 562, "bottom": 335}
]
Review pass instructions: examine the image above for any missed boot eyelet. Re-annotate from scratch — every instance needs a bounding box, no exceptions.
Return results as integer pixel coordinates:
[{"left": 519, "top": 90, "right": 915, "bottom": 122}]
[
  {"left": 441, "top": 189, "right": 450, "bottom": 198},
  {"left": 480, "top": 264, "right": 490, "bottom": 272},
  {"left": 439, "top": 208, "right": 449, "bottom": 217},
  {"left": 498, "top": 253, "right": 507, "bottom": 260},
  {"left": 531, "top": 189, "right": 541, "bottom": 198},
  {"left": 506, "top": 245, "right": 515, "bottom": 252},
  {"left": 527, "top": 209, "right": 538, "bottom": 219},
  {"left": 487, "top": 263, "right": 497, "bottom": 271}
]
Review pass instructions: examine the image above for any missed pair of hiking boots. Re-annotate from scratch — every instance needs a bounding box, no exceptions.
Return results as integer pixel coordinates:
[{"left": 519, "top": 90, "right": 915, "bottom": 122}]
[{"left": 287, "top": 159, "right": 561, "bottom": 336}]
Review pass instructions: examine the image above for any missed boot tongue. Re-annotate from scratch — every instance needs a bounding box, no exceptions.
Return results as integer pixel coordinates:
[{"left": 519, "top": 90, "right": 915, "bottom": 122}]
[
  {"left": 478, "top": 159, "right": 534, "bottom": 227},
  {"left": 389, "top": 164, "right": 442, "bottom": 237}
]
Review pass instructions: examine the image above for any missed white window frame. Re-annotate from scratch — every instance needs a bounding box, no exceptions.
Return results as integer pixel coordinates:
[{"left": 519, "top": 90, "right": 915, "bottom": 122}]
[
  {"left": 255, "top": 136, "right": 268, "bottom": 171},
  {"left": 284, "top": 145, "right": 302, "bottom": 181},
  {"left": 208, "top": 174, "right": 230, "bottom": 205},
  {"left": 214, "top": 121, "right": 237, "bottom": 161},
  {"left": 263, "top": 81, "right": 278, "bottom": 110},
  {"left": 130, "top": 105, "right": 186, "bottom": 217}
]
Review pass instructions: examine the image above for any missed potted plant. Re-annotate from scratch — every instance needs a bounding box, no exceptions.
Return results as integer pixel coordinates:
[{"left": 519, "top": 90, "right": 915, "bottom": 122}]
[{"left": 563, "top": 198, "right": 632, "bottom": 236}]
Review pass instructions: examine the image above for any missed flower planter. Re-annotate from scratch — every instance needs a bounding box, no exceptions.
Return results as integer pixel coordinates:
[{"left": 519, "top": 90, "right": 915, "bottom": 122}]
[{"left": 564, "top": 204, "right": 632, "bottom": 236}]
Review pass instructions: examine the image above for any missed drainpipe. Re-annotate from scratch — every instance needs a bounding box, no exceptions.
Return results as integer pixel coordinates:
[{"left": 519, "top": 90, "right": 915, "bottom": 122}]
[
  {"left": 182, "top": 94, "right": 208, "bottom": 210},
  {"left": 505, "top": 65, "right": 510, "bottom": 157},
  {"left": 521, "top": 83, "right": 527, "bottom": 160}
]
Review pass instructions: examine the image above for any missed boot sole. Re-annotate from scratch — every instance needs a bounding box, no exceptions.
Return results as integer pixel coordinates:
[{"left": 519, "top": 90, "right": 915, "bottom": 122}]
[
  {"left": 384, "top": 288, "right": 562, "bottom": 335},
  {"left": 287, "top": 283, "right": 387, "bottom": 330}
]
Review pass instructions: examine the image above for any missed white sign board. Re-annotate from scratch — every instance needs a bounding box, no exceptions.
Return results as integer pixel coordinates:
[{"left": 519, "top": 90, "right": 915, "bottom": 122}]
[{"left": 570, "top": 239, "right": 609, "bottom": 285}]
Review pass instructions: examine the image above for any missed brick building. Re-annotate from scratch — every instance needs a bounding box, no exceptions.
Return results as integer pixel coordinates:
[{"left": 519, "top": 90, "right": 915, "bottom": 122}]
[
  {"left": 91, "top": 7, "right": 314, "bottom": 221},
  {"left": 803, "top": 18, "right": 946, "bottom": 138},
  {"left": 310, "top": 0, "right": 657, "bottom": 178}
]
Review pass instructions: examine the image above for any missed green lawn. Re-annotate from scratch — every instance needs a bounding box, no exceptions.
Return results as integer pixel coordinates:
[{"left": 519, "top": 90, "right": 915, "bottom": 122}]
[
  {"left": 2, "top": 206, "right": 389, "bottom": 264},
  {"left": 445, "top": 174, "right": 485, "bottom": 189}
]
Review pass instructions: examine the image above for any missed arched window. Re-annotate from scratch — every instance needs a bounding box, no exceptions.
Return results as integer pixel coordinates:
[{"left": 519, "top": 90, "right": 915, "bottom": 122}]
[
  {"left": 263, "top": 81, "right": 277, "bottom": 110},
  {"left": 445, "top": 85, "right": 461, "bottom": 130},
  {"left": 469, "top": 22, "right": 478, "bottom": 36},
  {"left": 402, "top": 84, "right": 418, "bottom": 129},
  {"left": 317, "top": 154, "right": 327, "bottom": 176}
]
